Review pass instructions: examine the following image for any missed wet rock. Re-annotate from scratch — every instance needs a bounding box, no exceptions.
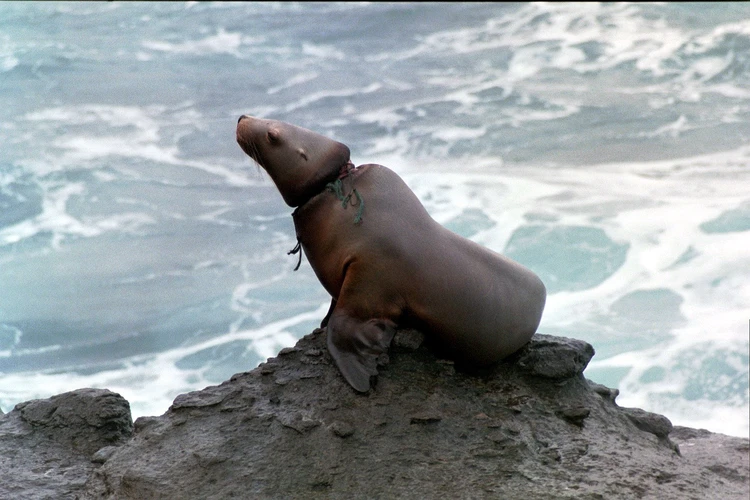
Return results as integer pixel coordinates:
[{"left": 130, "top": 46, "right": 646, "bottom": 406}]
[
  {"left": 259, "top": 362, "right": 277, "bottom": 375},
  {"left": 15, "top": 388, "right": 132, "bottom": 456},
  {"left": 171, "top": 387, "right": 238, "bottom": 410},
  {"left": 0, "top": 388, "right": 132, "bottom": 500},
  {"left": 79, "top": 330, "right": 747, "bottom": 499},
  {"left": 91, "top": 446, "right": 118, "bottom": 464},
  {"left": 588, "top": 379, "right": 620, "bottom": 402},
  {"left": 280, "top": 414, "right": 320, "bottom": 434},
  {"left": 622, "top": 407, "right": 674, "bottom": 439},
  {"left": 515, "top": 334, "right": 595, "bottom": 379},
  {"left": 330, "top": 420, "right": 354, "bottom": 438},
  {"left": 558, "top": 405, "right": 591, "bottom": 427},
  {"left": 409, "top": 413, "right": 442, "bottom": 425},
  {"left": 393, "top": 328, "right": 425, "bottom": 350},
  {"left": 3, "top": 332, "right": 747, "bottom": 500},
  {"left": 622, "top": 406, "right": 679, "bottom": 454}
]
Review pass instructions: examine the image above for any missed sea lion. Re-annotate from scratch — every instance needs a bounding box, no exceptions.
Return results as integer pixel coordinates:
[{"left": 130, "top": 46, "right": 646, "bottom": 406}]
[{"left": 236, "top": 115, "right": 546, "bottom": 392}]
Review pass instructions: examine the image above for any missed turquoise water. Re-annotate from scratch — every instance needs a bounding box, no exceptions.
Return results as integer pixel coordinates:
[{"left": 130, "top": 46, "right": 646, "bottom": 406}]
[{"left": 0, "top": 2, "right": 748, "bottom": 437}]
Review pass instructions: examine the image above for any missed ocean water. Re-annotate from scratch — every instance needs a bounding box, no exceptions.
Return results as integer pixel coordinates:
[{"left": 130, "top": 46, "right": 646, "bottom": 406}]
[{"left": 0, "top": 2, "right": 748, "bottom": 437}]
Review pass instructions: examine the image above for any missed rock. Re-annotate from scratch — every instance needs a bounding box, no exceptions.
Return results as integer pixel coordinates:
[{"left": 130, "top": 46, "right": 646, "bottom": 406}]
[
  {"left": 0, "top": 388, "right": 132, "bottom": 500},
  {"left": 91, "top": 446, "right": 118, "bottom": 464},
  {"left": 671, "top": 425, "right": 750, "bottom": 488},
  {"left": 588, "top": 379, "right": 620, "bottom": 402},
  {"left": 409, "top": 413, "right": 442, "bottom": 425},
  {"left": 557, "top": 405, "right": 590, "bottom": 427},
  {"left": 14, "top": 388, "right": 133, "bottom": 454},
  {"left": 78, "top": 331, "right": 748, "bottom": 499},
  {"left": 514, "top": 334, "right": 595, "bottom": 379},
  {"left": 392, "top": 328, "right": 425, "bottom": 350},
  {"left": 622, "top": 407, "right": 674, "bottom": 440},
  {"left": 329, "top": 420, "right": 354, "bottom": 438},
  {"left": 2, "top": 333, "right": 748, "bottom": 499}
]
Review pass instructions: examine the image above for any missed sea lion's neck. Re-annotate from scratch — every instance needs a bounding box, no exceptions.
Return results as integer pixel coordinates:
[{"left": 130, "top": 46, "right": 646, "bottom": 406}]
[
  {"left": 291, "top": 160, "right": 357, "bottom": 218},
  {"left": 288, "top": 162, "right": 356, "bottom": 273}
]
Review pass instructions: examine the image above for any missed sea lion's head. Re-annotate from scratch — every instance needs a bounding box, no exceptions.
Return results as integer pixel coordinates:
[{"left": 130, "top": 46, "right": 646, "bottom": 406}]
[{"left": 237, "top": 115, "right": 351, "bottom": 207}]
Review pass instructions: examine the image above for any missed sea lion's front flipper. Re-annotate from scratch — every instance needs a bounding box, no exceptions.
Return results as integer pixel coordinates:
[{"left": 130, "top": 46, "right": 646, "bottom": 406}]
[
  {"left": 326, "top": 312, "right": 396, "bottom": 392},
  {"left": 320, "top": 298, "right": 337, "bottom": 328}
]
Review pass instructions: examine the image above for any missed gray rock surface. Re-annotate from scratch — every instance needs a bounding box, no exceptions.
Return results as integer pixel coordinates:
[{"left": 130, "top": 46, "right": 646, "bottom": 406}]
[
  {"left": 83, "top": 330, "right": 748, "bottom": 499},
  {"left": 1, "top": 332, "right": 748, "bottom": 499},
  {"left": 0, "top": 388, "right": 132, "bottom": 500}
]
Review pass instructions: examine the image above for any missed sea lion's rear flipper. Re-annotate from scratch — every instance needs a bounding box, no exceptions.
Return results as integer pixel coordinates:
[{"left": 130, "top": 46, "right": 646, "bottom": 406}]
[{"left": 326, "top": 312, "right": 395, "bottom": 392}]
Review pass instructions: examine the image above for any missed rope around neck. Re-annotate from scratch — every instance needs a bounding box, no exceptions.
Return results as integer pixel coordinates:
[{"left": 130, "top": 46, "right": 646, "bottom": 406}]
[
  {"left": 288, "top": 161, "right": 364, "bottom": 271},
  {"left": 327, "top": 161, "right": 364, "bottom": 225},
  {"left": 287, "top": 240, "right": 303, "bottom": 271},
  {"left": 325, "top": 181, "right": 364, "bottom": 225}
]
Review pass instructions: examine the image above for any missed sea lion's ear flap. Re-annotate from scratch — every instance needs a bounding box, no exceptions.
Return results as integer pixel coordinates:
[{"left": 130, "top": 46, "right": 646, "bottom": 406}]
[{"left": 326, "top": 313, "right": 395, "bottom": 392}]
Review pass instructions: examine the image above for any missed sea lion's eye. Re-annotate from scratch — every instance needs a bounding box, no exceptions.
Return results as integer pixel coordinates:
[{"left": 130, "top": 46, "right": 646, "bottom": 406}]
[{"left": 267, "top": 129, "right": 280, "bottom": 144}]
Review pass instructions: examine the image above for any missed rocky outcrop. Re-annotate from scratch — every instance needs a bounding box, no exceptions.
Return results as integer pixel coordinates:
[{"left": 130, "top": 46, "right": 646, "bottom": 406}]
[
  {"left": 0, "top": 388, "right": 132, "bottom": 500},
  {"left": 2, "top": 331, "right": 748, "bottom": 499}
]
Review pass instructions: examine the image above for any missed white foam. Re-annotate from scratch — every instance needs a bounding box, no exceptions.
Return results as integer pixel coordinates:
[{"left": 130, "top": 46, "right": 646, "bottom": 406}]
[
  {"left": 0, "top": 342, "right": 62, "bottom": 359},
  {"left": 0, "top": 179, "right": 155, "bottom": 249},
  {"left": 196, "top": 206, "right": 242, "bottom": 228},
  {"left": 0, "top": 302, "right": 331, "bottom": 419},
  {"left": 356, "top": 109, "right": 406, "bottom": 129},
  {"left": 23, "top": 104, "right": 256, "bottom": 186},
  {"left": 85, "top": 212, "right": 157, "bottom": 234},
  {"left": 284, "top": 83, "right": 382, "bottom": 113},
  {"left": 371, "top": 2, "right": 750, "bottom": 115},
  {"left": 0, "top": 325, "right": 23, "bottom": 358},
  {"left": 710, "top": 83, "right": 750, "bottom": 100},
  {"left": 522, "top": 152, "right": 748, "bottom": 437},
  {"left": 142, "top": 28, "right": 245, "bottom": 57},
  {"left": 377, "top": 3, "right": 669, "bottom": 73},
  {"left": 53, "top": 2, "right": 120, "bottom": 16},
  {"left": 431, "top": 126, "right": 487, "bottom": 142},
  {"left": 638, "top": 115, "right": 690, "bottom": 138},
  {"left": 267, "top": 72, "right": 319, "bottom": 94},
  {"left": 399, "top": 168, "right": 560, "bottom": 253},
  {"left": 3, "top": 103, "right": 261, "bottom": 248},
  {"left": 362, "top": 131, "right": 412, "bottom": 159},
  {"left": 301, "top": 42, "right": 345, "bottom": 61},
  {"left": 591, "top": 328, "right": 750, "bottom": 437},
  {"left": 0, "top": 182, "right": 95, "bottom": 248},
  {"left": 0, "top": 35, "right": 18, "bottom": 72}
]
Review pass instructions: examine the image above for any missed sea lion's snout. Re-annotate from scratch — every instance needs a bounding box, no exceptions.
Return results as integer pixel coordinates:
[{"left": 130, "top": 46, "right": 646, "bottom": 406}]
[
  {"left": 236, "top": 115, "right": 258, "bottom": 159},
  {"left": 236, "top": 115, "right": 254, "bottom": 141}
]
